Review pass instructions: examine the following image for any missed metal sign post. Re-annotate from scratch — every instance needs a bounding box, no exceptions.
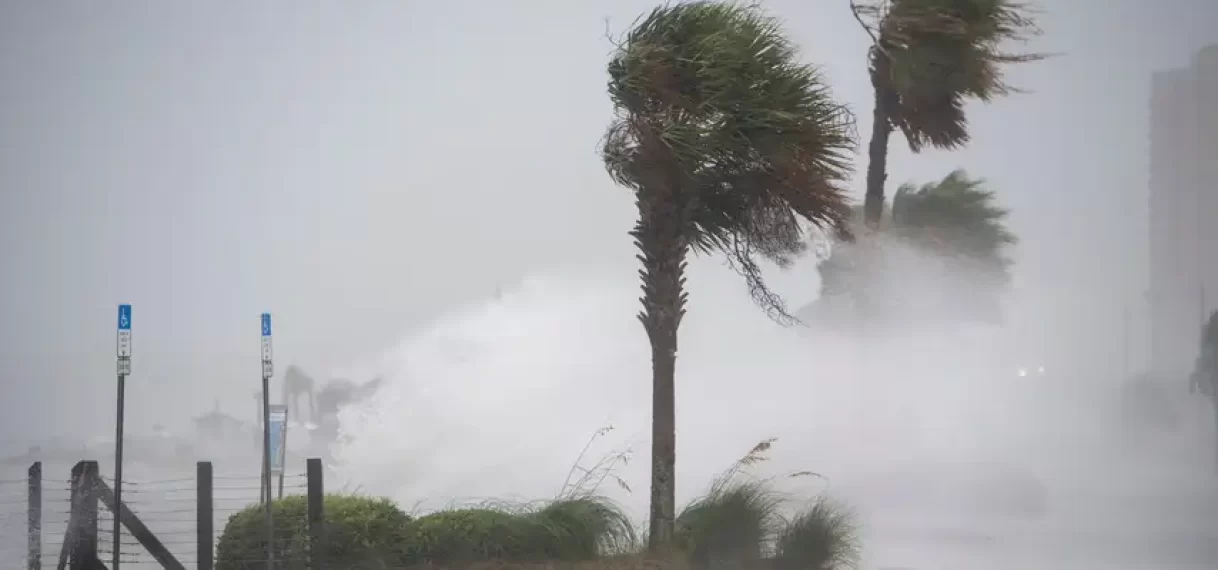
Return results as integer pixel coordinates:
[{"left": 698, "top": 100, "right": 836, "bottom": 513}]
[
  {"left": 1121, "top": 305, "right": 1130, "bottom": 381},
  {"left": 259, "top": 313, "right": 275, "bottom": 570},
  {"left": 268, "top": 405, "right": 289, "bottom": 499},
  {"left": 114, "top": 304, "right": 132, "bottom": 570}
]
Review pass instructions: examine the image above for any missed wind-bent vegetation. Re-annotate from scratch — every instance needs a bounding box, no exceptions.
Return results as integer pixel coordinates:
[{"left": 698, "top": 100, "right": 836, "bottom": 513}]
[
  {"left": 215, "top": 439, "right": 858, "bottom": 570},
  {"left": 215, "top": 494, "right": 414, "bottom": 570},
  {"left": 813, "top": 170, "right": 1016, "bottom": 325},
  {"left": 211, "top": 1, "right": 1053, "bottom": 567},
  {"left": 850, "top": 0, "right": 1044, "bottom": 228},
  {"left": 774, "top": 497, "right": 860, "bottom": 570},
  {"left": 675, "top": 439, "right": 858, "bottom": 570},
  {"left": 602, "top": 1, "right": 856, "bottom": 550}
]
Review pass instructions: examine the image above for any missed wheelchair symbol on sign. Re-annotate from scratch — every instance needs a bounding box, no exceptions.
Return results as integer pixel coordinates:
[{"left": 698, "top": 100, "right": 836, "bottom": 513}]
[{"left": 118, "top": 305, "right": 132, "bottom": 330}]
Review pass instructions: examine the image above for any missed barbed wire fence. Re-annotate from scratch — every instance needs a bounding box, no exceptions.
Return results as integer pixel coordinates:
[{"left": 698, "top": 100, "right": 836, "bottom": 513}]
[
  {"left": 0, "top": 473, "right": 32, "bottom": 570},
  {"left": 1, "top": 459, "right": 324, "bottom": 570},
  {"left": 99, "top": 473, "right": 203, "bottom": 569},
  {"left": 212, "top": 472, "right": 311, "bottom": 569},
  {"left": 0, "top": 464, "right": 74, "bottom": 570}
]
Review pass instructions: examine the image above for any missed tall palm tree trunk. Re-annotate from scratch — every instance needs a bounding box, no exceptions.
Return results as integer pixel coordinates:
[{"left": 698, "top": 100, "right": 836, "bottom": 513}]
[
  {"left": 859, "top": 60, "right": 896, "bottom": 322},
  {"left": 634, "top": 193, "right": 690, "bottom": 553},
  {"left": 1211, "top": 396, "right": 1218, "bottom": 475},
  {"left": 863, "top": 59, "right": 894, "bottom": 230}
]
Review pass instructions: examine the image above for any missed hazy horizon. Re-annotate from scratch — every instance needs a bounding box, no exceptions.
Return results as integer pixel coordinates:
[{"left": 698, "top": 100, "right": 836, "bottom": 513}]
[
  {"left": 2, "top": 0, "right": 1214, "bottom": 437},
  {"left": 2, "top": 1, "right": 1218, "bottom": 568}
]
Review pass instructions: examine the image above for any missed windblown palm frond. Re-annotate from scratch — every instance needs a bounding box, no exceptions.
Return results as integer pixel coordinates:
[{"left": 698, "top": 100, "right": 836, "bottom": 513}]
[
  {"left": 890, "top": 169, "right": 1015, "bottom": 266},
  {"left": 603, "top": 0, "right": 857, "bottom": 322},
  {"left": 856, "top": 0, "right": 1044, "bottom": 151},
  {"left": 810, "top": 169, "right": 1015, "bottom": 326}
]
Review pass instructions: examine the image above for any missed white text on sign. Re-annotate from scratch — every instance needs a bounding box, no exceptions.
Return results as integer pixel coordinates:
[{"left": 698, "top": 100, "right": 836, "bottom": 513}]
[{"left": 117, "top": 331, "right": 132, "bottom": 358}]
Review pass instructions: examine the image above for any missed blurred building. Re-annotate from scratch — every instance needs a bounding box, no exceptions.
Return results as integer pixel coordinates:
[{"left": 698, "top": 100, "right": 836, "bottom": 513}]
[{"left": 1148, "top": 45, "right": 1218, "bottom": 381}]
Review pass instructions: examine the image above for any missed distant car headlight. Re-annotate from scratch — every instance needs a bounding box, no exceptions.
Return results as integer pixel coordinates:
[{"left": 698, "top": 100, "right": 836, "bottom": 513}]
[{"left": 1016, "top": 365, "right": 1046, "bottom": 378}]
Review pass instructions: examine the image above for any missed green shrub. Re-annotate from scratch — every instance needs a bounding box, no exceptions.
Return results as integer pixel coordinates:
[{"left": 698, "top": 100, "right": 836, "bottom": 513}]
[
  {"left": 671, "top": 482, "right": 859, "bottom": 570},
  {"left": 211, "top": 436, "right": 858, "bottom": 569},
  {"left": 527, "top": 497, "right": 639, "bottom": 559},
  {"left": 402, "top": 497, "right": 636, "bottom": 565},
  {"left": 403, "top": 508, "right": 534, "bottom": 565},
  {"left": 214, "top": 494, "right": 412, "bottom": 570},
  {"left": 675, "top": 480, "right": 783, "bottom": 570},
  {"left": 667, "top": 439, "right": 859, "bottom": 570},
  {"left": 773, "top": 497, "right": 859, "bottom": 570}
]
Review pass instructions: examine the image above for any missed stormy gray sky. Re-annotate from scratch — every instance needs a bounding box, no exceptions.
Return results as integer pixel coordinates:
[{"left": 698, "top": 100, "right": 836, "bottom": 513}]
[{"left": 0, "top": 0, "right": 1214, "bottom": 442}]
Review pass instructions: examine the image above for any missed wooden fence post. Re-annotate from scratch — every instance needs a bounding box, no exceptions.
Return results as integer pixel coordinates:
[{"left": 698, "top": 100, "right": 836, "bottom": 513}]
[
  {"left": 68, "top": 461, "right": 101, "bottom": 570},
  {"left": 27, "top": 462, "right": 41, "bottom": 570},
  {"left": 307, "top": 458, "right": 325, "bottom": 569},
  {"left": 197, "top": 462, "right": 214, "bottom": 570}
]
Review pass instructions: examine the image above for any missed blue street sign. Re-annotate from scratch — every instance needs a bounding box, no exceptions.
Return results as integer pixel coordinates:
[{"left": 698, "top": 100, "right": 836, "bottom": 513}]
[
  {"left": 261, "top": 313, "right": 272, "bottom": 337},
  {"left": 118, "top": 305, "right": 132, "bottom": 331}
]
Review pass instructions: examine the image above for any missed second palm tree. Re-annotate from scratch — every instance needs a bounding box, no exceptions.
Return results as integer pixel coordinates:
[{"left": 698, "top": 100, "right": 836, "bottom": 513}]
[{"left": 602, "top": 1, "right": 856, "bottom": 551}]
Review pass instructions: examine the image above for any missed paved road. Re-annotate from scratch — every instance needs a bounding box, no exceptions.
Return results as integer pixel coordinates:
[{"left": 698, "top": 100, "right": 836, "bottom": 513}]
[
  {"left": 852, "top": 416, "right": 1218, "bottom": 569},
  {"left": 863, "top": 503, "right": 1218, "bottom": 570}
]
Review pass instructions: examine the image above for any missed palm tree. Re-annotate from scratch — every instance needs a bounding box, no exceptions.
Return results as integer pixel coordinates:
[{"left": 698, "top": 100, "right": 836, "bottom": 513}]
[
  {"left": 602, "top": 1, "right": 856, "bottom": 551},
  {"left": 891, "top": 170, "right": 1014, "bottom": 266},
  {"left": 1190, "top": 310, "right": 1218, "bottom": 472},
  {"left": 891, "top": 170, "right": 1015, "bottom": 320},
  {"left": 809, "top": 170, "right": 1015, "bottom": 325},
  {"left": 851, "top": 0, "right": 1043, "bottom": 228}
]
